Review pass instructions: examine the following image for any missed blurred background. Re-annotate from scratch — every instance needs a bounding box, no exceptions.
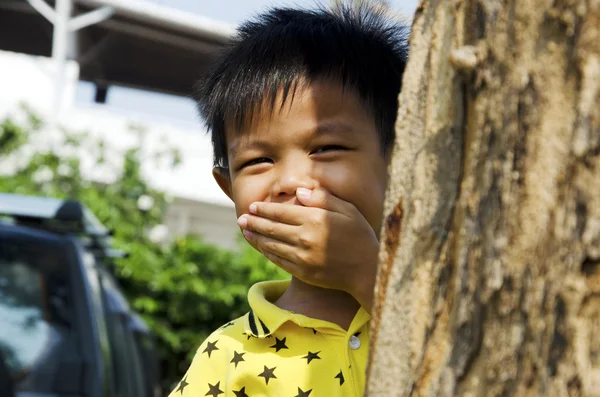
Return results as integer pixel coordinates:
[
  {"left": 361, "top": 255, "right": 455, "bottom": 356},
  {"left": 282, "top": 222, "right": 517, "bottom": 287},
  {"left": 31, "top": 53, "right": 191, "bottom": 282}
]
[{"left": 0, "top": 0, "right": 418, "bottom": 396}]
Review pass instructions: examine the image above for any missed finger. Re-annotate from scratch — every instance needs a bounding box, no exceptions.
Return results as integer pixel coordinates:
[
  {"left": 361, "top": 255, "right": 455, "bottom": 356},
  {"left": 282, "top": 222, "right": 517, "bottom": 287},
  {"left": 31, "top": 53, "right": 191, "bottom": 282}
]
[
  {"left": 242, "top": 229, "right": 300, "bottom": 265},
  {"left": 260, "top": 250, "right": 300, "bottom": 276},
  {"left": 295, "top": 187, "right": 353, "bottom": 215},
  {"left": 248, "top": 202, "right": 309, "bottom": 225},
  {"left": 238, "top": 214, "right": 298, "bottom": 245}
]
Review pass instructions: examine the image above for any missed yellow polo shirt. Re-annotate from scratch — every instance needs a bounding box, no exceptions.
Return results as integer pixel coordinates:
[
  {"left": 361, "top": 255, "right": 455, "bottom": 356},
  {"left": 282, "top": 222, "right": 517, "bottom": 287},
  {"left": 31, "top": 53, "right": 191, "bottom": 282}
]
[{"left": 169, "top": 280, "right": 371, "bottom": 397}]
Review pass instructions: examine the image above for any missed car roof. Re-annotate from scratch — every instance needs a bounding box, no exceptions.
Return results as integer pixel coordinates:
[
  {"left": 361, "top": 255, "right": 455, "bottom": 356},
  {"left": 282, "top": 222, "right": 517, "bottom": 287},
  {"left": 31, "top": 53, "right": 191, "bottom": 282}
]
[
  {"left": 0, "top": 193, "right": 63, "bottom": 219},
  {"left": 0, "top": 193, "right": 108, "bottom": 234}
]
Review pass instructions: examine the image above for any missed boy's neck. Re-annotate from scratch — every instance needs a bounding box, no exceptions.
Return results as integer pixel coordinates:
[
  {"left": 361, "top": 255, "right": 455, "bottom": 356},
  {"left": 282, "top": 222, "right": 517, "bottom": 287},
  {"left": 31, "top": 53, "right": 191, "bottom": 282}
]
[{"left": 274, "top": 277, "right": 361, "bottom": 331}]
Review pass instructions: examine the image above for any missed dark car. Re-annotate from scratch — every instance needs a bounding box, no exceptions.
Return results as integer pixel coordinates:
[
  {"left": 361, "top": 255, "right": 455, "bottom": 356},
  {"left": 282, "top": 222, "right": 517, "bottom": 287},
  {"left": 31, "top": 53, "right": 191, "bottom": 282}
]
[{"left": 0, "top": 193, "right": 160, "bottom": 397}]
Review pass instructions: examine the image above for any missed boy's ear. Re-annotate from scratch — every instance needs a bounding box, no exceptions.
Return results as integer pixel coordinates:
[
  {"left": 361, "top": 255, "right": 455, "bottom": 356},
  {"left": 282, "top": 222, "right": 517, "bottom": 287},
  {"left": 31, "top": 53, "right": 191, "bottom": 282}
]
[{"left": 212, "top": 167, "right": 233, "bottom": 200}]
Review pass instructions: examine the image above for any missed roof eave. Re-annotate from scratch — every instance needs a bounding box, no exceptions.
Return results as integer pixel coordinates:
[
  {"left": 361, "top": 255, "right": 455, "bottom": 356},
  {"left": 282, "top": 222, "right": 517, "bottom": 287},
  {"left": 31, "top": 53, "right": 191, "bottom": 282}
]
[{"left": 76, "top": 0, "right": 237, "bottom": 44}]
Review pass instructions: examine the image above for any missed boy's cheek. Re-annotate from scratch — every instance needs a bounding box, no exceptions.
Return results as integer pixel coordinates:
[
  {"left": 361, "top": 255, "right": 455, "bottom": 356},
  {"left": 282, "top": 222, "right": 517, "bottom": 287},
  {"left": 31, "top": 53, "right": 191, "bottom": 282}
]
[
  {"left": 230, "top": 189, "right": 254, "bottom": 218},
  {"left": 231, "top": 180, "right": 268, "bottom": 214}
]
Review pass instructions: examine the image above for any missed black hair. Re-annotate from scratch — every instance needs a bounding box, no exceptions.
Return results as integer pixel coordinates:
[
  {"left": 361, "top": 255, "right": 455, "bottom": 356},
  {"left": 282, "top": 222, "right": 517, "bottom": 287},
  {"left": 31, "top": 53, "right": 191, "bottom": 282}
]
[{"left": 195, "top": 3, "right": 410, "bottom": 168}]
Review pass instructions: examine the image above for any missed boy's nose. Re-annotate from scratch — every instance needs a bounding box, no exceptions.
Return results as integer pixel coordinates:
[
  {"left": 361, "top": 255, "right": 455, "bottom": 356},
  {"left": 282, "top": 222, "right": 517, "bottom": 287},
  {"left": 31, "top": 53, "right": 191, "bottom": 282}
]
[{"left": 270, "top": 160, "right": 316, "bottom": 200}]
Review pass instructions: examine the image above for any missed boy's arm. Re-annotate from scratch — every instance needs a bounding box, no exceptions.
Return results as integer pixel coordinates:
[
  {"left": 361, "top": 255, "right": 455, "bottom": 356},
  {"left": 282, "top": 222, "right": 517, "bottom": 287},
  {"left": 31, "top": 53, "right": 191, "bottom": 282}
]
[{"left": 237, "top": 188, "right": 380, "bottom": 313}]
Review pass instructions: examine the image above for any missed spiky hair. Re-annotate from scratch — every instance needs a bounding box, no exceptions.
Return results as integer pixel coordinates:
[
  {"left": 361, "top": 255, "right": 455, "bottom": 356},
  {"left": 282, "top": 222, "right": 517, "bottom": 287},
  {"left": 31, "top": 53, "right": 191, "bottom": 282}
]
[{"left": 195, "top": 3, "right": 410, "bottom": 168}]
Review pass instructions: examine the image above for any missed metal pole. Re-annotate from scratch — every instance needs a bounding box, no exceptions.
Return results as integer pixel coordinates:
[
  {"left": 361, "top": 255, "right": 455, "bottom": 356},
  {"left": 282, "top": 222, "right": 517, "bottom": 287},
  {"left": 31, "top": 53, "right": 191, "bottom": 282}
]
[
  {"left": 51, "top": 0, "right": 72, "bottom": 118},
  {"left": 68, "top": 6, "right": 115, "bottom": 32},
  {"left": 25, "top": 0, "right": 56, "bottom": 24}
]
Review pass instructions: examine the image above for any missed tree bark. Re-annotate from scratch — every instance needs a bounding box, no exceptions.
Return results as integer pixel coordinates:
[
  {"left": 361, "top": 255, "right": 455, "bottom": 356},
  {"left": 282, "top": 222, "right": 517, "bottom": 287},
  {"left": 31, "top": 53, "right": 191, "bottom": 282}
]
[{"left": 366, "top": 0, "right": 600, "bottom": 396}]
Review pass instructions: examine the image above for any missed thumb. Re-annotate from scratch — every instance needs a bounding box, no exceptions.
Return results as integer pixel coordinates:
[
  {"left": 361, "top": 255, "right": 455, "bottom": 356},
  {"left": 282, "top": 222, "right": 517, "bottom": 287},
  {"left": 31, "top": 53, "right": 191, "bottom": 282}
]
[{"left": 296, "top": 187, "right": 350, "bottom": 214}]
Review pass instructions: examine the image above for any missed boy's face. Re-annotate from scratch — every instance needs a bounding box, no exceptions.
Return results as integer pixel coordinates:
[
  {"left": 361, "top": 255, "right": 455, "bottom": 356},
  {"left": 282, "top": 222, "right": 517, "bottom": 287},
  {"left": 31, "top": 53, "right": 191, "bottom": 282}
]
[{"left": 214, "top": 80, "right": 389, "bottom": 234}]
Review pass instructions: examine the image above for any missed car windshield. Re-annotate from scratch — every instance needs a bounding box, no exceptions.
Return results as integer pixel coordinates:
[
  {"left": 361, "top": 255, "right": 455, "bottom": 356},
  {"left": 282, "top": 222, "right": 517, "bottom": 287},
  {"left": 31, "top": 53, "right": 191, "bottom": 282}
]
[{"left": 0, "top": 230, "right": 74, "bottom": 393}]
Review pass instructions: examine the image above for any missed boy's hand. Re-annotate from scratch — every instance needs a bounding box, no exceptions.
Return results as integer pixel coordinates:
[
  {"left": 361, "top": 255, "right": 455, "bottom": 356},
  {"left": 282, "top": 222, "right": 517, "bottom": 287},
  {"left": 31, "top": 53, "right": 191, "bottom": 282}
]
[{"left": 237, "top": 187, "right": 379, "bottom": 312}]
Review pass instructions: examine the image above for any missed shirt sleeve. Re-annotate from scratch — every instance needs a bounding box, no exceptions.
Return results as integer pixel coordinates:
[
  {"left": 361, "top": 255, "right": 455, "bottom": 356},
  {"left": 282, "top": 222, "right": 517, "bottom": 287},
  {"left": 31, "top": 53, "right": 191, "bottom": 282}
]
[{"left": 167, "top": 332, "right": 231, "bottom": 397}]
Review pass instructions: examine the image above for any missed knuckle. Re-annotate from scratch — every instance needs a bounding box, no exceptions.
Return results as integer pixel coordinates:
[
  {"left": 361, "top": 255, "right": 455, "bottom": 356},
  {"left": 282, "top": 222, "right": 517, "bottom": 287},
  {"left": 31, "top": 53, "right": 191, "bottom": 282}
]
[
  {"left": 295, "top": 266, "right": 308, "bottom": 280},
  {"left": 298, "top": 234, "right": 311, "bottom": 247},
  {"left": 318, "top": 195, "right": 328, "bottom": 207},
  {"left": 265, "top": 240, "right": 278, "bottom": 252},
  {"left": 295, "top": 250, "right": 307, "bottom": 264},
  {"left": 308, "top": 212, "right": 322, "bottom": 226},
  {"left": 252, "top": 235, "right": 262, "bottom": 245},
  {"left": 273, "top": 207, "right": 284, "bottom": 219},
  {"left": 265, "top": 223, "right": 276, "bottom": 237},
  {"left": 297, "top": 251, "right": 313, "bottom": 267},
  {"left": 264, "top": 250, "right": 274, "bottom": 261}
]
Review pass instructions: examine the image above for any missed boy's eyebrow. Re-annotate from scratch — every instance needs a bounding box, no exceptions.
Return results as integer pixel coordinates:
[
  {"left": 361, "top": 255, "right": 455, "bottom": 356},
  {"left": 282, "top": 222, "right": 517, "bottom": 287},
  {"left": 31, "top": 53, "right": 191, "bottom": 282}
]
[
  {"left": 229, "top": 140, "right": 272, "bottom": 159},
  {"left": 229, "top": 121, "right": 357, "bottom": 158},
  {"left": 313, "top": 120, "right": 357, "bottom": 136}
]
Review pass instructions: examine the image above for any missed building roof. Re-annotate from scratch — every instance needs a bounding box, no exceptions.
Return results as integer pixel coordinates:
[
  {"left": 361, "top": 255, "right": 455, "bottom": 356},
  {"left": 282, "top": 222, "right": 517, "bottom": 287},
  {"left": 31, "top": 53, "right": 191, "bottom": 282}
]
[{"left": 0, "top": 0, "right": 236, "bottom": 96}]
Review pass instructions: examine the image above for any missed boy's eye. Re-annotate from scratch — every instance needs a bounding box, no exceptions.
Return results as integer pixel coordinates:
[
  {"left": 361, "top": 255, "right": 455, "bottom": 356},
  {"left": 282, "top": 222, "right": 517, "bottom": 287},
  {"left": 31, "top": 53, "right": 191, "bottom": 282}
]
[
  {"left": 239, "top": 157, "right": 272, "bottom": 169},
  {"left": 311, "top": 145, "right": 347, "bottom": 154}
]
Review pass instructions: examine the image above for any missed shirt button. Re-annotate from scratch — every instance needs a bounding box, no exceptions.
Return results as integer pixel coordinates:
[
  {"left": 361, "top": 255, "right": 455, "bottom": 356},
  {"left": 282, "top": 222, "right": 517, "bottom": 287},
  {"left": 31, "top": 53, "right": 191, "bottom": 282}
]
[{"left": 349, "top": 335, "right": 361, "bottom": 350}]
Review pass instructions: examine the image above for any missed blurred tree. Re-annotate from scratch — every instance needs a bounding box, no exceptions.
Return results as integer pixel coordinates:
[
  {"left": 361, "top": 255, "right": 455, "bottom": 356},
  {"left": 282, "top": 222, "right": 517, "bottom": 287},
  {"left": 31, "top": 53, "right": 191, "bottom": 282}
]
[{"left": 0, "top": 106, "right": 288, "bottom": 391}]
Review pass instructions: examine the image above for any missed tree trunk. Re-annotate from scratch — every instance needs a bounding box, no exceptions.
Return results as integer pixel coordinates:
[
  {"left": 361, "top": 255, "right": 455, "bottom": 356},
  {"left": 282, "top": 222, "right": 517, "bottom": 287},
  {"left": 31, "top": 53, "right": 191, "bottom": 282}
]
[{"left": 366, "top": 0, "right": 600, "bottom": 396}]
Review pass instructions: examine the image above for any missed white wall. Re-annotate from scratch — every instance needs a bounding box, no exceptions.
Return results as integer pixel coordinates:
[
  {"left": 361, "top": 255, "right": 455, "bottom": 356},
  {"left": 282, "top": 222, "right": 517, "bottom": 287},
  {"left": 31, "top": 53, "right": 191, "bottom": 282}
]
[{"left": 166, "top": 197, "right": 241, "bottom": 249}]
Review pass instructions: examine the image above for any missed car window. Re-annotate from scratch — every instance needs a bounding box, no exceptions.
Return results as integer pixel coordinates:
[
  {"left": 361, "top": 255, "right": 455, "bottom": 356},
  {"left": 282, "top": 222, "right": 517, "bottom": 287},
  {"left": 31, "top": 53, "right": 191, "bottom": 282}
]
[
  {"left": 0, "top": 234, "right": 76, "bottom": 394},
  {"left": 0, "top": 260, "right": 51, "bottom": 376}
]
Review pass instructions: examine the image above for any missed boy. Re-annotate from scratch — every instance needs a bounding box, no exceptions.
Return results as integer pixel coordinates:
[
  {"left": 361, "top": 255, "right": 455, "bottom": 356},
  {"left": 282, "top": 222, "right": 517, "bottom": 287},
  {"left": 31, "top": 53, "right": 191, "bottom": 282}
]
[{"left": 170, "top": 3, "right": 409, "bottom": 396}]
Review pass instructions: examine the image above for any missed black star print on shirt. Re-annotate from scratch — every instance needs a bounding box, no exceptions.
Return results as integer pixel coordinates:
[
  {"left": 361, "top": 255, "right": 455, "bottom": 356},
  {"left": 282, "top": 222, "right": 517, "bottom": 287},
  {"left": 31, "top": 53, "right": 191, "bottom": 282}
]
[
  {"left": 233, "top": 387, "right": 249, "bottom": 397},
  {"left": 269, "top": 337, "right": 289, "bottom": 352},
  {"left": 203, "top": 340, "right": 219, "bottom": 358},
  {"left": 205, "top": 381, "right": 224, "bottom": 397},
  {"left": 258, "top": 365, "right": 277, "bottom": 385},
  {"left": 302, "top": 351, "right": 321, "bottom": 364},
  {"left": 230, "top": 351, "right": 246, "bottom": 368},
  {"left": 294, "top": 387, "right": 312, "bottom": 397},
  {"left": 335, "top": 370, "right": 345, "bottom": 386},
  {"left": 176, "top": 376, "right": 189, "bottom": 394}
]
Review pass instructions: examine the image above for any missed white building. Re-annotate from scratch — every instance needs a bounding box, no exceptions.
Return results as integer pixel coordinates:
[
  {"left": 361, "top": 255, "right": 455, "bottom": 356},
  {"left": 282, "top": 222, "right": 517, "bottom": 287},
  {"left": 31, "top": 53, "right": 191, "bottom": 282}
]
[{"left": 0, "top": 0, "right": 241, "bottom": 249}]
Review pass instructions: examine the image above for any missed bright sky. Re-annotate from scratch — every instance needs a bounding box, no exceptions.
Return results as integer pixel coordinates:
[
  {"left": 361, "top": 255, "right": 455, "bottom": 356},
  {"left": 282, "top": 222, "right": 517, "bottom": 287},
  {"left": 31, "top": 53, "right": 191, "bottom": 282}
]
[
  {"left": 152, "top": 0, "right": 420, "bottom": 24},
  {"left": 76, "top": 0, "right": 420, "bottom": 126}
]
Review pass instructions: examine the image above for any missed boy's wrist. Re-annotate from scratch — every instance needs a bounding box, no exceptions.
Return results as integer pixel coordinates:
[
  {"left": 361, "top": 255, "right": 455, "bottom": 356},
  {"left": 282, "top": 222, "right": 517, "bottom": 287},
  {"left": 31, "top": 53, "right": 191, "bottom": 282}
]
[
  {"left": 347, "top": 242, "right": 379, "bottom": 314},
  {"left": 351, "top": 272, "right": 376, "bottom": 314}
]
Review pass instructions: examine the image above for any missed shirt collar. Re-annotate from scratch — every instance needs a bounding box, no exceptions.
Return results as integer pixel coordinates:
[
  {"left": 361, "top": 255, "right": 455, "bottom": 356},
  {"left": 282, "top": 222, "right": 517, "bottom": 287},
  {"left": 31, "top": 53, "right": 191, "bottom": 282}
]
[
  {"left": 243, "top": 280, "right": 371, "bottom": 338},
  {"left": 244, "top": 280, "right": 292, "bottom": 338}
]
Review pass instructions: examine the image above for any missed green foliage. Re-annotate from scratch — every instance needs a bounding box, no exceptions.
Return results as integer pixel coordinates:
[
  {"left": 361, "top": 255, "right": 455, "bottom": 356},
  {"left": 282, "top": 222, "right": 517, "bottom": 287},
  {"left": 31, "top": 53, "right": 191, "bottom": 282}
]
[{"left": 0, "top": 108, "right": 288, "bottom": 391}]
